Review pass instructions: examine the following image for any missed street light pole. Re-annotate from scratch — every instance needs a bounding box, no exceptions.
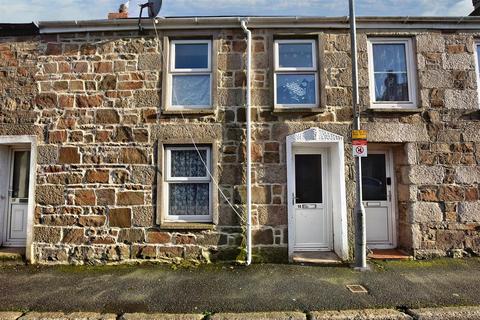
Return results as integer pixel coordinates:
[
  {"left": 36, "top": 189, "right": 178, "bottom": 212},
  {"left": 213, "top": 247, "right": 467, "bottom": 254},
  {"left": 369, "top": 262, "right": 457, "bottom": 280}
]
[{"left": 349, "top": 0, "right": 368, "bottom": 270}]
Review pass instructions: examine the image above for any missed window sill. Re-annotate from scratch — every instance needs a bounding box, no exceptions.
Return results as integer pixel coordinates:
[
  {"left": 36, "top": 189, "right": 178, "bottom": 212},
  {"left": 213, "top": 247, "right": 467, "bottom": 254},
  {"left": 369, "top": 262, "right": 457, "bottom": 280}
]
[
  {"left": 273, "top": 107, "right": 324, "bottom": 114},
  {"left": 160, "top": 222, "right": 216, "bottom": 230},
  {"left": 162, "top": 109, "right": 215, "bottom": 116},
  {"left": 366, "top": 107, "right": 422, "bottom": 113}
]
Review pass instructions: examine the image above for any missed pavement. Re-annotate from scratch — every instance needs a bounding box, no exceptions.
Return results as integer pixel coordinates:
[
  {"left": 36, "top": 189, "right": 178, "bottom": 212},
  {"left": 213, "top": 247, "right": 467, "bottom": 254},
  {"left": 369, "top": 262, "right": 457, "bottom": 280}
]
[{"left": 0, "top": 258, "right": 480, "bottom": 319}]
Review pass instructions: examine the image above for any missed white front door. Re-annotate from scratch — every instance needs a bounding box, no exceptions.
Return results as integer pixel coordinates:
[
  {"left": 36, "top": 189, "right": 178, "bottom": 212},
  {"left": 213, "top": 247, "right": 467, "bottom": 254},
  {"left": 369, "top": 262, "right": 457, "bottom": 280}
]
[
  {"left": 362, "top": 151, "right": 396, "bottom": 249},
  {"left": 3, "top": 149, "right": 30, "bottom": 246},
  {"left": 293, "top": 149, "right": 331, "bottom": 251}
]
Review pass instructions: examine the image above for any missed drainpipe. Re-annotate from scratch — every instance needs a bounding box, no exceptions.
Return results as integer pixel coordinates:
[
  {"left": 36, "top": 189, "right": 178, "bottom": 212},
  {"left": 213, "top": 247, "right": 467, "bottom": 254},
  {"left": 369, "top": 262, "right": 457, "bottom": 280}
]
[{"left": 241, "top": 19, "right": 253, "bottom": 266}]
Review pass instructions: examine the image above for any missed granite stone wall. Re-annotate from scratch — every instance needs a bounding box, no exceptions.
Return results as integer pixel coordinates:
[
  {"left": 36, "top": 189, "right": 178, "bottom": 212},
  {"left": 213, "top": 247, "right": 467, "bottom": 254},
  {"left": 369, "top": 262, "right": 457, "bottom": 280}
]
[{"left": 0, "top": 28, "right": 479, "bottom": 264}]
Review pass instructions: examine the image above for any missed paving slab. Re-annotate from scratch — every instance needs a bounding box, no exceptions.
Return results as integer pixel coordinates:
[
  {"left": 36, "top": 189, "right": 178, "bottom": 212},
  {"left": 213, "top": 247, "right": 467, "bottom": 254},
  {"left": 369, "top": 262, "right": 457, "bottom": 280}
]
[
  {"left": 0, "top": 312, "right": 24, "bottom": 320},
  {"left": 211, "top": 312, "right": 305, "bottom": 320},
  {"left": 311, "top": 309, "right": 411, "bottom": 319},
  {"left": 408, "top": 306, "right": 480, "bottom": 320},
  {"left": 18, "top": 313, "right": 117, "bottom": 320},
  {"left": 121, "top": 314, "right": 203, "bottom": 320}
]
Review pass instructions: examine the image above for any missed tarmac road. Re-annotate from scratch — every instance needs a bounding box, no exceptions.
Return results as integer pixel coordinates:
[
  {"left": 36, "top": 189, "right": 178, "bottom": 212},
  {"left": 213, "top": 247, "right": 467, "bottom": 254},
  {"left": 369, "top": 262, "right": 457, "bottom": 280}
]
[{"left": 0, "top": 258, "right": 479, "bottom": 314}]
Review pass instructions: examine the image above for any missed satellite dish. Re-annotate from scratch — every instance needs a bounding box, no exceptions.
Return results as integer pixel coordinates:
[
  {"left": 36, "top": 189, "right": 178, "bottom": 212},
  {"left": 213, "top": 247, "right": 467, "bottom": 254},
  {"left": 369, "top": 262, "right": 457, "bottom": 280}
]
[
  {"left": 138, "top": 0, "right": 163, "bottom": 32},
  {"left": 147, "top": 0, "right": 163, "bottom": 18}
]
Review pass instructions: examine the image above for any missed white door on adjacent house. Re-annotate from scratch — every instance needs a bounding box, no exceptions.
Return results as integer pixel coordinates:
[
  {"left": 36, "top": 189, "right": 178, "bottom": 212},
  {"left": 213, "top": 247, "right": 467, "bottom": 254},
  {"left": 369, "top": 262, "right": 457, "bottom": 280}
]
[
  {"left": 362, "top": 151, "right": 396, "bottom": 249},
  {"left": 293, "top": 150, "right": 331, "bottom": 251},
  {"left": 3, "top": 149, "right": 30, "bottom": 246}
]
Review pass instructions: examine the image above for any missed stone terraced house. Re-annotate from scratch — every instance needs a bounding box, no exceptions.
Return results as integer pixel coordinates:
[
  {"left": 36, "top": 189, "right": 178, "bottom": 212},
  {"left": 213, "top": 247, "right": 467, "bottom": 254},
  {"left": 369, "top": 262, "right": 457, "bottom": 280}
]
[{"left": 0, "top": 14, "right": 480, "bottom": 265}]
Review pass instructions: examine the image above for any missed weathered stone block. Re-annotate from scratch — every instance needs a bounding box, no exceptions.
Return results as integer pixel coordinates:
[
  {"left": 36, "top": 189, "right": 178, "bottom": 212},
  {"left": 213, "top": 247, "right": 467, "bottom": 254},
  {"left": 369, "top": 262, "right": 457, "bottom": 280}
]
[
  {"left": 253, "top": 228, "right": 273, "bottom": 245},
  {"left": 416, "top": 34, "right": 445, "bottom": 53},
  {"left": 118, "top": 229, "right": 145, "bottom": 244},
  {"left": 404, "top": 165, "right": 444, "bottom": 185},
  {"left": 444, "top": 89, "right": 478, "bottom": 109},
  {"left": 61, "top": 228, "right": 86, "bottom": 245},
  {"left": 109, "top": 208, "right": 132, "bottom": 228},
  {"left": 75, "top": 189, "right": 96, "bottom": 206},
  {"left": 455, "top": 166, "right": 480, "bottom": 184},
  {"left": 96, "top": 189, "right": 115, "bottom": 206},
  {"left": 132, "top": 206, "right": 154, "bottom": 227},
  {"left": 95, "top": 109, "right": 120, "bottom": 124},
  {"left": 146, "top": 231, "right": 171, "bottom": 244},
  {"left": 120, "top": 148, "right": 149, "bottom": 164},
  {"left": 79, "top": 215, "right": 106, "bottom": 227},
  {"left": 412, "top": 202, "right": 443, "bottom": 223},
  {"left": 33, "top": 226, "right": 61, "bottom": 243},
  {"left": 58, "top": 147, "right": 81, "bottom": 164},
  {"left": 365, "top": 123, "right": 429, "bottom": 143},
  {"left": 37, "top": 145, "right": 58, "bottom": 164},
  {"left": 36, "top": 185, "right": 64, "bottom": 206},
  {"left": 138, "top": 53, "right": 162, "bottom": 70},
  {"left": 85, "top": 170, "right": 109, "bottom": 184},
  {"left": 117, "top": 191, "right": 145, "bottom": 206},
  {"left": 458, "top": 201, "right": 480, "bottom": 222}
]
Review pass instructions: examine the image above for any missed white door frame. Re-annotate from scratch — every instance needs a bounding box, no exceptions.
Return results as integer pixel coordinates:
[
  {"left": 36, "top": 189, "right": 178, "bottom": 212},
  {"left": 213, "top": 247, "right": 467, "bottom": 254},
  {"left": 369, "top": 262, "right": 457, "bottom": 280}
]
[
  {"left": 292, "top": 147, "right": 332, "bottom": 251},
  {"left": 0, "top": 136, "right": 37, "bottom": 263},
  {"left": 364, "top": 149, "right": 397, "bottom": 249},
  {"left": 3, "top": 147, "right": 31, "bottom": 247},
  {"left": 286, "top": 128, "right": 349, "bottom": 261}
]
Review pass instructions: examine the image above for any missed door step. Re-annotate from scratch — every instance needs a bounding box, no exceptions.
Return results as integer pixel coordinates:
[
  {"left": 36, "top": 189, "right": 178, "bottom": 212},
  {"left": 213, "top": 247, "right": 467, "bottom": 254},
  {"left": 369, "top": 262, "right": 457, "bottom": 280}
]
[
  {"left": 293, "top": 251, "right": 344, "bottom": 265},
  {"left": 0, "top": 247, "right": 26, "bottom": 266},
  {"left": 368, "top": 249, "right": 412, "bottom": 261}
]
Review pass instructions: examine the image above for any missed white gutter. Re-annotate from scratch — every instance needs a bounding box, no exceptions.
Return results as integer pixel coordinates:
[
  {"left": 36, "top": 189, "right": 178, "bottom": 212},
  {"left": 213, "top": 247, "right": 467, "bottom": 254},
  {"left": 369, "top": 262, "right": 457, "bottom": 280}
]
[
  {"left": 241, "top": 19, "right": 253, "bottom": 266},
  {"left": 38, "top": 16, "right": 480, "bottom": 34}
]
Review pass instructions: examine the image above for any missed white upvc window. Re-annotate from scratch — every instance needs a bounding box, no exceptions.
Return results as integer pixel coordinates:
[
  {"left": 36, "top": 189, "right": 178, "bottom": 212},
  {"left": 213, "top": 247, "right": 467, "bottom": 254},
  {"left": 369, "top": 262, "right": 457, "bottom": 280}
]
[
  {"left": 164, "top": 146, "right": 212, "bottom": 222},
  {"left": 367, "top": 38, "right": 417, "bottom": 109},
  {"left": 475, "top": 41, "right": 480, "bottom": 106},
  {"left": 169, "top": 40, "right": 212, "bottom": 109},
  {"left": 274, "top": 39, "right": 319, "bottom": 108}
]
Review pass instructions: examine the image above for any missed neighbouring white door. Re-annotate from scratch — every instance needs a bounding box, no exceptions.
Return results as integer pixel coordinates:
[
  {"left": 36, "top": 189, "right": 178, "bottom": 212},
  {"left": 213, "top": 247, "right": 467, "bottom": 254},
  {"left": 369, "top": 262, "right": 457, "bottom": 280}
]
[
  {"left": 362, "top": 151, "right": 396, "bottom": 249},
  {"left": 3, "top": 149, "right": 30, "bottom": 246},
  {"left": 293, "top": 150, "right": 331, "bottom": 251}
]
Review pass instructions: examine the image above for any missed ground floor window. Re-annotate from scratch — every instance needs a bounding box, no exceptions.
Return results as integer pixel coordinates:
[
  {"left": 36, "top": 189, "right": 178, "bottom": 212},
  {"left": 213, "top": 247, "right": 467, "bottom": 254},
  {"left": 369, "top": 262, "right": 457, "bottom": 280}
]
[{"left": 164, "top": 146, "right": 212, "bottom": 222}]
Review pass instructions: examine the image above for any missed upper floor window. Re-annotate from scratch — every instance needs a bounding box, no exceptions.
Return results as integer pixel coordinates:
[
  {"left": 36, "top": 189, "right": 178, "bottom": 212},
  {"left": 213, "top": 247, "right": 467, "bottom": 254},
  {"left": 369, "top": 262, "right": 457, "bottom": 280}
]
[
  {"left": 368, "top": 38, "right": 417, "bottom": 109},
  {"left": 274, "top": 39, "right": 319, "bottom": 108},
  {"left": 169, "top": 40, "right": 212, "bottom": 109}
]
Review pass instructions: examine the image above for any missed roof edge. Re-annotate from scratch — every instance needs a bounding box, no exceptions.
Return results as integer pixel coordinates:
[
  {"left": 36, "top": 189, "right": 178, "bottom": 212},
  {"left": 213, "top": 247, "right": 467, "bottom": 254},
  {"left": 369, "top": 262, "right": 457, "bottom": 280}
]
[{"left": 38, "top": 16, "right": 480, "bottom": 34}]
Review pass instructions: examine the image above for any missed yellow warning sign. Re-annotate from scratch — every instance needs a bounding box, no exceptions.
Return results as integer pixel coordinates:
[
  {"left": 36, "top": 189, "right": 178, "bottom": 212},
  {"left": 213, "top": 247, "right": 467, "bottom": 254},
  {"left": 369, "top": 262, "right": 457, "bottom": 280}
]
[{"left": 352, "top": 130, "right": 367, "bottom": 140}]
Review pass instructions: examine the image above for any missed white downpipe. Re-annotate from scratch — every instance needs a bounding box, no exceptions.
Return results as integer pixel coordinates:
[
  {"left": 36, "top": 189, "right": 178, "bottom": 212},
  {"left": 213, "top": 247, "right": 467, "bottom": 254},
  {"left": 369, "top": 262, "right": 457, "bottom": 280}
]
[{"left": 241, "top": 19, "right": 252, "bottom": 266}]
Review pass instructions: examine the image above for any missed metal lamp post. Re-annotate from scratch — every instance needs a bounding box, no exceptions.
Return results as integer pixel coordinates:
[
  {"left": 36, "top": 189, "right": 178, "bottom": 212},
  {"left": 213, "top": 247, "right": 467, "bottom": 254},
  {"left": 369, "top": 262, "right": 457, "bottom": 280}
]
[{"left": 349, "top": 0, "right": 368, "bottom": 271}]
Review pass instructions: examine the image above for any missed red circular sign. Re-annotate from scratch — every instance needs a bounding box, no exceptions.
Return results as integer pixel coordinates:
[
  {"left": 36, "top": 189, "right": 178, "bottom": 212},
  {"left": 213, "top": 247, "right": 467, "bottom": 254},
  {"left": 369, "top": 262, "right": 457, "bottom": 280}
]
[{"left": 356, "top": 146, "right": 364, "bottom": 154}]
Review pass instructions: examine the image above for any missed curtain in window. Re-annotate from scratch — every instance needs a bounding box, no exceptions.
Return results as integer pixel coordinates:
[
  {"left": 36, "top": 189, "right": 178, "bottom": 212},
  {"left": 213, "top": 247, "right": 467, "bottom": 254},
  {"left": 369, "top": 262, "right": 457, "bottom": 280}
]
[
  {"left": 373, "top": 44, "right": 409, "bottom": 102},
  {"left": 169, "top": 183, "right": 209, "bottom": 216},
  {"left": 171, "top": 150, "right": 207, "bottom": 177}
]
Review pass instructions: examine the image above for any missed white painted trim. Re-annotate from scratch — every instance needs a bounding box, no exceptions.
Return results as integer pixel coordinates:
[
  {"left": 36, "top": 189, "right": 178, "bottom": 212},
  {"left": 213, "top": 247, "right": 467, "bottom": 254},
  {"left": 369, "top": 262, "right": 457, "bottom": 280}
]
[
  {"left": 474, "top": 41, "right": 480, "bottom": 109},
  {"left": 286, "top": 128, "right": 348, "bottom": 261},
  {"left": 163, "top": 145, "right": 213, "bottom": 223},
  {"left": 274, "top": 39, "right": 319, "bottom": 109},
  {"left": 168, "top": 39, "right": 213, "bottom": 110},
  {"left": 170, "top": 40, "right": 212, "bottom": 73},
  {"left": 274, "top": 39, "right": 317, "bottom": 71},
  {"left": 0, "top": 136, "right": 37, "bottom": 264},
  {"left": 367, "top": 38, "right": 418, "bottom": 110}
]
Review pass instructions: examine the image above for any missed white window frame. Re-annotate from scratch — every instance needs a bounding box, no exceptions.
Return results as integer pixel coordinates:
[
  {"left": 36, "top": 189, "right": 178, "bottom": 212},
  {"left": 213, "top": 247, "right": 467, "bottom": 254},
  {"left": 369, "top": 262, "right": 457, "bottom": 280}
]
[
  {"left": 168, "top": 40, "right": 212, "bottom": 109},
  {"left": 274, "top": 39, "right": 319, "bottom": 109},
  {"left": 474, "top": 41, "right": 480, "bottom": 107},
  {"left": 164, "top": 146, "right": 212, "bottom": 222},
  {"left": 367, "top": 38, "right": 417, "bottom": 109}
]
